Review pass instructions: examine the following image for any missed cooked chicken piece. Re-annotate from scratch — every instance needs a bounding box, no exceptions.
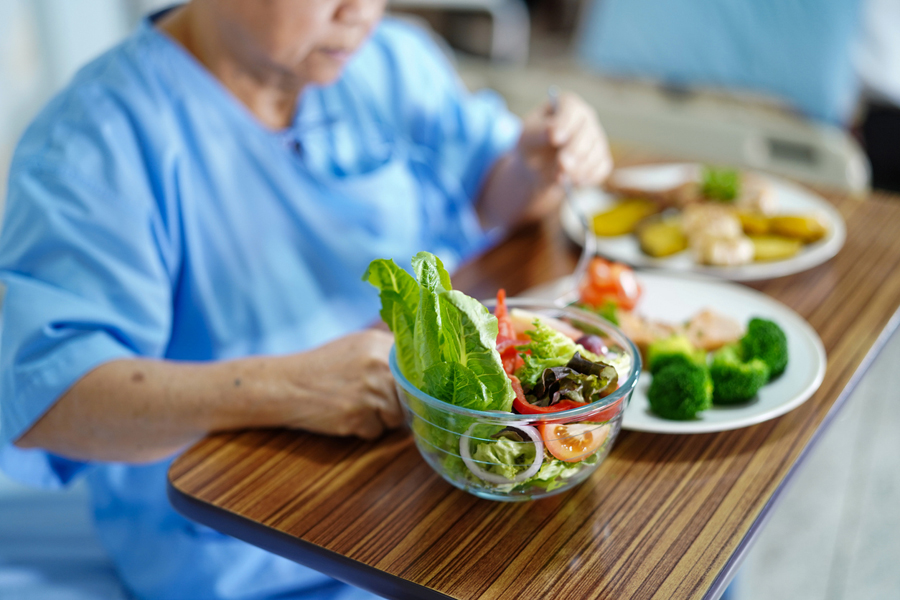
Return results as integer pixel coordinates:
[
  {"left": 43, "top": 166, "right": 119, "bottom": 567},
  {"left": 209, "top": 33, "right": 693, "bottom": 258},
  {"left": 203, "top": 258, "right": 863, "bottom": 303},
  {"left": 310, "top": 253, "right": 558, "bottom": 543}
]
[
  {"left": 616, "top": 310, "right": 680, "bottom": 356},
  {"left": 604, "top": 180, "right": 701, "bottom": 210},
  {"left": 734, "top": 174, "right": 777, "bottom": 215},
  {"left": 681, "top": 204, "right": 743, "bottom": 239},
  {"left": 679, "top": 204, "right": 753, "bottom": 265},
  {"left": 684, "top": 309, "right": 745, "bottom": 351},
  {"left": 691, "top": 234, "right": 755, "bottom": 266},
  {"left": 605, "top": 170, "right": 777, "bottom": 214},
  {"left": 664, "top": 181, "right": 704, "bottom": 210}
]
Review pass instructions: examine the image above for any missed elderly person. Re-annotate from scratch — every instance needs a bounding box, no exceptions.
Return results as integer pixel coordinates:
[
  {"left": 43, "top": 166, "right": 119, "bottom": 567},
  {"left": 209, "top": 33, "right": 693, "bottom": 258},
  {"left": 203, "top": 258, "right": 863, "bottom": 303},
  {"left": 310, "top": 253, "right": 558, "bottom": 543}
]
[{"left": 0, "top": 1, "right": 611, "bottom": 598}]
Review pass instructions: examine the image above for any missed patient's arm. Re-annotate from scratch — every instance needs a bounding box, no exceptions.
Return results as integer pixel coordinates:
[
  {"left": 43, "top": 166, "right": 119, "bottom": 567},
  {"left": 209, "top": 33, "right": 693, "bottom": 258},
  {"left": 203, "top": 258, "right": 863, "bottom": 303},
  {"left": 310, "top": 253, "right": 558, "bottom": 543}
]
[{"left": 15, "top": 329, "right": 402, "bottom": 463}]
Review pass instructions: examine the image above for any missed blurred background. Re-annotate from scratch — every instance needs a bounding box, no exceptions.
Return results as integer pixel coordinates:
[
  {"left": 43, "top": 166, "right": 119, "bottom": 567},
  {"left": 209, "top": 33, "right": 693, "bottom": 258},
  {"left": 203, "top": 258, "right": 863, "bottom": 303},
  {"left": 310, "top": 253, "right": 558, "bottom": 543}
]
[
  {"left": 0, "top": 1, "right": 898, "bottom": 599},
  {"left": 5, "top": 0, "right": 900, "bottom": 205}
]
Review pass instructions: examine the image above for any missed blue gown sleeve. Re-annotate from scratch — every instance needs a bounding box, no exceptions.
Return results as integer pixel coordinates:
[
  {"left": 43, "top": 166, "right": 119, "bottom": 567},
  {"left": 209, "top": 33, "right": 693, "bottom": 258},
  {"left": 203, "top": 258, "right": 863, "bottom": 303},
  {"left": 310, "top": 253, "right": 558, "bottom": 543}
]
[{"left": 0, "top": 153, "right": 176, "bottom": 487}]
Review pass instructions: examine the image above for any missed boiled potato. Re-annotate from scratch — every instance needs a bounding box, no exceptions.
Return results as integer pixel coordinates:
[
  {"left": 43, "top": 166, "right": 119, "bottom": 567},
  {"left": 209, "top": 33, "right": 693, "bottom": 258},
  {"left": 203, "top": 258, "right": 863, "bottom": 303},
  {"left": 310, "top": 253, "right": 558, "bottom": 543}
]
[
  {"left": 768, "top": 215, "right": 827, "bottom": 243},
  {"left": 749, "top": 235, "right": 802, "bottom": 261},
  {"left": 737, "top": 211, "right": 770, "bottom": 235},
  {"left": 638, "top": 218, "right": 688, "bottom": 257},
  {"left": 592, "top": 198, "right": 659, "bottom": 236}
]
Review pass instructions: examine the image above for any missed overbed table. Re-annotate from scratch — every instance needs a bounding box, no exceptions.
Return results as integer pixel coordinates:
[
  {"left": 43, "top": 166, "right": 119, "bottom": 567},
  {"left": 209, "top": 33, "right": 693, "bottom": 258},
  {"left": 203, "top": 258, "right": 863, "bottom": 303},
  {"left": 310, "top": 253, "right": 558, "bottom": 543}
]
[{"left": 168, "top": 174, "right": 900, "bottom": 599}]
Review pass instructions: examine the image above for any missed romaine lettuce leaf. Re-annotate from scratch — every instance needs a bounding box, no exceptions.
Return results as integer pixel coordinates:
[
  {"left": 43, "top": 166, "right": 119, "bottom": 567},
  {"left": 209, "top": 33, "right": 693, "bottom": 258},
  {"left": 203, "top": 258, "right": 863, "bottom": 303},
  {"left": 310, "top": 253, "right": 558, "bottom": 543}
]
[
  {"left": 412, "top": 252, "right": 451, "bottom": 382},
  {"left": 411, "top": 251, "right": 452, "bottom": 292},
  {"left": 439, "top": 291, "right": 514, "bottom": 412},
  {"left": 362, "top": 259, "right": 420, "bottom": 384},
  {"left": 406, "top": 392, "right": 476, "bottom": 468},
  {"left": 423, "top": 362, "right": 489, "bottom": 410},
  {"left": 361, "top": 258, "right": 420, "bottom": 321},
  {"left": 365, "top": 251, "right": 512, "bottom": 412}
]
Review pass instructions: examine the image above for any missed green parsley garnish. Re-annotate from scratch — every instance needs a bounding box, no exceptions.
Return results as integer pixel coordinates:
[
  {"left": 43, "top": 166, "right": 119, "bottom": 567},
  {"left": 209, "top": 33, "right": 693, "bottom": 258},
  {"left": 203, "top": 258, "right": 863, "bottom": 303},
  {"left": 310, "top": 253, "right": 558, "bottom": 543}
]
[{"left": 701, "top": 166, "right": 741, "bottom": 202}]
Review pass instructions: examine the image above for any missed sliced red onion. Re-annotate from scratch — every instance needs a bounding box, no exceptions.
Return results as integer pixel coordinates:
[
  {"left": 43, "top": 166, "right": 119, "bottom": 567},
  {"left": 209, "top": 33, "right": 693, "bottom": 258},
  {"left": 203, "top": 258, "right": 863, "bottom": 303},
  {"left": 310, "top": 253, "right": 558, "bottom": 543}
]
[
  {"left": 576, "top": 334, "right": 609, "bottom": 357},
  {"left": 459, "top": 423, "right": 544, "bottom": 485}
]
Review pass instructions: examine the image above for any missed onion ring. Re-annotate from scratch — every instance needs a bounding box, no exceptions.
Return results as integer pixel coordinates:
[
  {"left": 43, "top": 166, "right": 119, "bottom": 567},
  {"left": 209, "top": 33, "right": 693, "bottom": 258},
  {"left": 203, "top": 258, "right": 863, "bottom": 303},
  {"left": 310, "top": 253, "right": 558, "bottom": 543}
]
[{"left": 459, "top": 423, "right": 544, "bottom": 485}]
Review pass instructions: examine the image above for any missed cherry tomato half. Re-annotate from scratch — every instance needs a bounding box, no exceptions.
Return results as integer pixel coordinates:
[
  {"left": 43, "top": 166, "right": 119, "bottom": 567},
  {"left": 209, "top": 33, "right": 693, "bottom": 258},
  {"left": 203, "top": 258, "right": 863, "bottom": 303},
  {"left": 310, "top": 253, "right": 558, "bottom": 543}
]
[
  {"left": 537, "top": 422, "right": 611, "bottom": 463},
  {"left": 579, "top": 257, "right": 641, "bottom": 311}
]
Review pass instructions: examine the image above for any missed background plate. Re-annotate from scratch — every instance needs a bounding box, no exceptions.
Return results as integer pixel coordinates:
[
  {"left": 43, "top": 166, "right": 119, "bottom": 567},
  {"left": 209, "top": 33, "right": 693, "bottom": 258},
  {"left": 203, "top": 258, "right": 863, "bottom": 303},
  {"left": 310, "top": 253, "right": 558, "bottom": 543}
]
[
  {"left": 525, "top": 271, "right": 827, "bottom": 434},
  {"left": 560, "top": 163, "right": 846, "bottom": 281}
]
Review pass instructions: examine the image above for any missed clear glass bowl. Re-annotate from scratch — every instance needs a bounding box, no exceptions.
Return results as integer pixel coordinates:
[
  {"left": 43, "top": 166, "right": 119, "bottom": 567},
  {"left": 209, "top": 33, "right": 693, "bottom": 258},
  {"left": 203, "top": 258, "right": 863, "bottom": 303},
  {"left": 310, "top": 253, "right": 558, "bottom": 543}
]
[{"left": 389, "top": 298, "right": 641, "bottom": 502}]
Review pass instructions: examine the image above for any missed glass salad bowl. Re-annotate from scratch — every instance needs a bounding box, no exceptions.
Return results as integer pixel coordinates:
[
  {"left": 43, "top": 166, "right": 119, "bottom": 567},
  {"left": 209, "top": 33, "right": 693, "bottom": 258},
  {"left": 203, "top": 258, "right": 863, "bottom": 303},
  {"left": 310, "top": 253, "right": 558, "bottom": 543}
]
[{"left": 389, "top": 299, "right": 641, "bottom": 502}]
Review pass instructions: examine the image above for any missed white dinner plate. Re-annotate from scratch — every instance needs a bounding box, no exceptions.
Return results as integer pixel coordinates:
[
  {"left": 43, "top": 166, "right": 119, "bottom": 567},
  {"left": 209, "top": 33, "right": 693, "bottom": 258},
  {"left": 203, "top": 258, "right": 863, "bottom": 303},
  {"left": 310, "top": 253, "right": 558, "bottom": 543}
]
[
  {"left": 523, "top": 271, "right": 827, "bottom": 434},
  {"left": 560, "top": 163, "right": 846, "bottom": 281}
]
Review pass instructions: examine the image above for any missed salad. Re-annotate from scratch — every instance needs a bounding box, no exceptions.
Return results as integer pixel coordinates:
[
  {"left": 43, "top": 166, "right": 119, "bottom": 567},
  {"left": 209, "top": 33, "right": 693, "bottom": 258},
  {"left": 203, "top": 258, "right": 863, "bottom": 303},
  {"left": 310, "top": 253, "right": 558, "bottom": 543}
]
[{"left": 364, "top": 252, "right": 636, "bottom": 498}]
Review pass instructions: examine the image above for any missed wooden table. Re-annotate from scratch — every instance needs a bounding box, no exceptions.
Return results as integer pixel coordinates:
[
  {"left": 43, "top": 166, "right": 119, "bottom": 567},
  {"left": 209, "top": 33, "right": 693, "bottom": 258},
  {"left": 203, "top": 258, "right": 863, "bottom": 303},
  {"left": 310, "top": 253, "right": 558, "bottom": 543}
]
[{"left": 168, "top": 182, "right": 900, "bottom": 600}]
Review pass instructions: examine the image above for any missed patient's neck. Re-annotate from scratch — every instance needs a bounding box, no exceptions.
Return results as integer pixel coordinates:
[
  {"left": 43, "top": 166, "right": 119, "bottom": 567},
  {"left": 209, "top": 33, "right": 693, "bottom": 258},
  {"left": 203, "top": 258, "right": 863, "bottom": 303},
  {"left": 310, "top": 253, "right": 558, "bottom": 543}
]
[{"left": 156, "top": 5, "right": 303, "bottom": 131}]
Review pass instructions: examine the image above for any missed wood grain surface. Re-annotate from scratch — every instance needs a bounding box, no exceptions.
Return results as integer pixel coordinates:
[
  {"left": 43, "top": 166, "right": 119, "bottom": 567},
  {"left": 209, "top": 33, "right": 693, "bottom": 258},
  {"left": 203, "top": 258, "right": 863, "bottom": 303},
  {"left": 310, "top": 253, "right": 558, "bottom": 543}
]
[{"left": 169, "top": 175, "right": 900, "bottom": 600}]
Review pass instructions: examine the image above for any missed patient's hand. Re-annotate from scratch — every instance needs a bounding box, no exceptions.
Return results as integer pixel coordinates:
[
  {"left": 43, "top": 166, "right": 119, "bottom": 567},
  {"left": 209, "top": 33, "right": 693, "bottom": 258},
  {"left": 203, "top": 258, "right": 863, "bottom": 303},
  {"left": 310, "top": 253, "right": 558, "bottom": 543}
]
[
  {"left": 477, "top": 91, "right": 613, "bottom": 230},
  {"left": 272, "top": 329, "right": 403, "bottom": 440},
  {"left": 517, "top": 91, "right": 612, "bottom": 189}
]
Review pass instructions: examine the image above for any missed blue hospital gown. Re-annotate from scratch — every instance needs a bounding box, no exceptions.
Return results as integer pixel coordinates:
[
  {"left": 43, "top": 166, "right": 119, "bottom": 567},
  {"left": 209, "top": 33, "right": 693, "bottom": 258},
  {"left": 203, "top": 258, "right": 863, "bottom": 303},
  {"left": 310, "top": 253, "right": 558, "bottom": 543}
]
[{"left": 0, "top": 14, "right": 520, "bottom": 600}]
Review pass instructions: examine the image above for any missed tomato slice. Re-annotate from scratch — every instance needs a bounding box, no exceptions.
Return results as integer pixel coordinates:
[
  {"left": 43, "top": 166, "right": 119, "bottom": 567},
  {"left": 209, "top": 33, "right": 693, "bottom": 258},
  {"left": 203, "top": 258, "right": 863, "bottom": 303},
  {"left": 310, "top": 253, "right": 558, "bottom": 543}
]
[
  {"left": 610, "top": 263, "right": 641, "bottom": 310},
  {"left": 578, "top": 257, "right": 641, "bottom": 311},
  {"left": 538, "top": 422, "right": 611, "bottom": 462}
]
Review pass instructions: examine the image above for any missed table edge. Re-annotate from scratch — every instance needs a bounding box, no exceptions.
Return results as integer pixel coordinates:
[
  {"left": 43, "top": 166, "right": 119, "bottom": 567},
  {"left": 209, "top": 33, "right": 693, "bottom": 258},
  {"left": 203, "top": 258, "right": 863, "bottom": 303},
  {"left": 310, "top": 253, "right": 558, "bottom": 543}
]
[
  {"left": 166, "top": 479, "right": 454, "bottom": 600},
  {"left": 704, "top": 310, "right": 900, "bottom": 599}
]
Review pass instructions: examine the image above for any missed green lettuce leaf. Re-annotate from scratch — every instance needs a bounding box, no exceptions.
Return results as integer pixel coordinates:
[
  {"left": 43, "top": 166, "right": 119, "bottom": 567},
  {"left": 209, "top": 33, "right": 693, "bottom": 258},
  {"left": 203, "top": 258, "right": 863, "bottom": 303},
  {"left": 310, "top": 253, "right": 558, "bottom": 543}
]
[
  {"left": 405, "top": 392, "right": 476, "bottom": 471},
  {"left": 412, "top": 252, "right": 451, "bottom": 381},
  {"left": 365, "top": 251, "right": 512, "bottom": 413},
  {"left": 522, "top": 456, "right": 596, "bottom": 492},
  {"left": 438, "top": 296, "right": 463, "bottom": 366},
  {"left": 361, "top": 258, "right": 420, "bottom": 322},
  {"left": 411, "top": 251, "right": 452, "bottom": 292},
  {"left": 439, "top": 290, "right": 514, "bottom": 412},
  {"left": 471, "top": 437, "right": 538, "bottom": 480},
  {"left": 528, "top": 365, "right": 611, "bottom": 406},
  {"left": 362, "top": 259, "right": 420, "bottom": 384},
  {"left": 516, "top": 319, "right": 602, "bottom": 388},
  {"left": 423, "top": 362, "right": 489, "bottom": 410}
]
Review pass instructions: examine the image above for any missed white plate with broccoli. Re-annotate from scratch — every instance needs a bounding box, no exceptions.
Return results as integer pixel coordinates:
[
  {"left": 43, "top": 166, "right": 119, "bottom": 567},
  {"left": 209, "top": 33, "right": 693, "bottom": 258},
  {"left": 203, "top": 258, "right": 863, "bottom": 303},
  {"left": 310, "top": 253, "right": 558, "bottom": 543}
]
[
  {"left": 560, "top": 163, "right": 846, "bottom": 282},
  {"left": 528, "top": 272, "right": 826, "bottom": 434}
]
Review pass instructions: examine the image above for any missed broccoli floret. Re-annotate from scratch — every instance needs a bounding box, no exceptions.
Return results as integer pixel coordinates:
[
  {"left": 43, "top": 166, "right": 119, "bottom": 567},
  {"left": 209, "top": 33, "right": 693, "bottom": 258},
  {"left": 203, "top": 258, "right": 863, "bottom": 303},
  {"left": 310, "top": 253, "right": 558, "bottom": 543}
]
[
  {"left": 646, "top": 334, "right": 706, "bottom": 374},
  {"left": 710, "top": 345, "right": 770, "bottom": 404},
  {"left": 647, "top": 361, "right": 713, "bottom": 420},
  {"left": 740, "top": 318, "right": 788, "bottom": 379}
]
